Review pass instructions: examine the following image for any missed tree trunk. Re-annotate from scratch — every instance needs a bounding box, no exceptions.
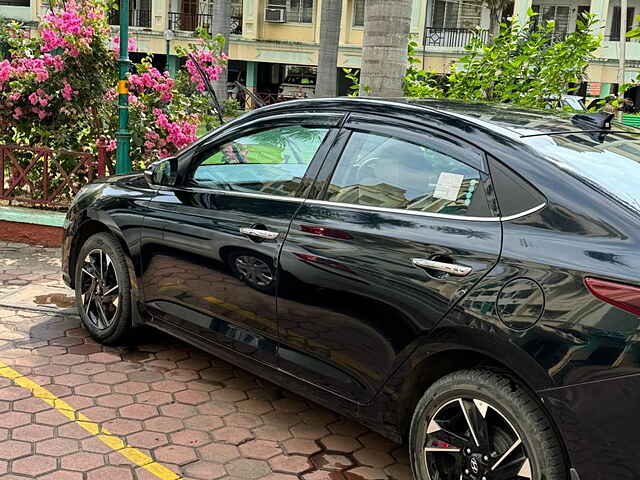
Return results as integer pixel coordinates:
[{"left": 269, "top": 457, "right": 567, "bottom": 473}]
[
  {"left": 360, "top": 0, "right": 411, "bottom": 97},
  {"left": 488, "top": 6, "right": 503, "bottom": 40},
  {"left": 316, "top": 0, "right": 343, "bottom": 97},
  {"left": 210, "top": 0, "right": 230, "bottom": 109}
]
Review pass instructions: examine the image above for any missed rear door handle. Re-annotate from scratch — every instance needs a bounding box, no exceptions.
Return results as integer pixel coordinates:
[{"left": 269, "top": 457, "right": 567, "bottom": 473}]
[
  {"left": 240, "top": 227, "right": 279, "bottom": 240},
  {"left": 412, "top": 258, "right": 472, "bottom": 277}
]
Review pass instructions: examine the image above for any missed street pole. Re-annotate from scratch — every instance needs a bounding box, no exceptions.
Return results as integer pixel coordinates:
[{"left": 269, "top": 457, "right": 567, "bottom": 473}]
[
  {"left": 619, "top": 0, "right": 628, "bottom": 97},
  {"left": 115, "top": 0, "right": 132, "bottom": 174},
  {"left": 164, "top": 29, "right": 175, "bottom": 78}
]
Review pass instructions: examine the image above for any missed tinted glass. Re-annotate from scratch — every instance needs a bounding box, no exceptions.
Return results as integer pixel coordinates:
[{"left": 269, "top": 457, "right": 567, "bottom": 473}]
[
  {"left": 488, "top": 156, "right": 546, "bottom": 217},
  {"left": 526, "top": 133, "right": 640, "bottom": 213},
  {"left": 192, "top": 125, "right": 329, "bottom": 197},
  {"left": 325, "top": 131, "right": 487, "bottom": 216}
]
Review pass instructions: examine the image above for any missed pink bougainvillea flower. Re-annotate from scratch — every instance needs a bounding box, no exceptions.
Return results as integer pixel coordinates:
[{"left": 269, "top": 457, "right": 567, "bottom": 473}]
[
  {"left": 0, "top": 60, "right": 12, "bottom": 85},
  {"left": 185, "top": 49, "right": 224, "bottom": 92},
  {"left": 62, "top": 81, "right": 78, "bottom": 101}
]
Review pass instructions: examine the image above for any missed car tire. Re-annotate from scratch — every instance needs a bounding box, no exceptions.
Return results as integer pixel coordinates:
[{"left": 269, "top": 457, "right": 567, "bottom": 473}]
[
  {"left": 409, "top": 369, "right": 566, "bottom": 480},
  {"left": 74, "top": 232, "right": 132, "bottom": 345}
]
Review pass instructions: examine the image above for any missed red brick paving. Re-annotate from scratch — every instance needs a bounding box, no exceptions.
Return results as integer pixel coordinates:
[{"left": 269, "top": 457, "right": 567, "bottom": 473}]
[{"left": 0, "top": 242, "right": 412, "bottom": 479}]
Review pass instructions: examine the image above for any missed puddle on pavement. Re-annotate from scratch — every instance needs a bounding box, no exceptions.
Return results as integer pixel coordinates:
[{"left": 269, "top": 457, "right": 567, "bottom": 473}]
[
  {"left": 121, "top": 350, "right": 155, "bottom": 363},
  {"left": 33, "top": 293, "right": 75, "bottom": 308}
]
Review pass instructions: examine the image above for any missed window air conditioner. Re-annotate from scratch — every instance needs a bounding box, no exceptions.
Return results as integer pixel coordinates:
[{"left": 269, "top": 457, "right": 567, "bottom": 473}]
[{"left": 265, "top": 7, "right": 286, "bottom": 22}]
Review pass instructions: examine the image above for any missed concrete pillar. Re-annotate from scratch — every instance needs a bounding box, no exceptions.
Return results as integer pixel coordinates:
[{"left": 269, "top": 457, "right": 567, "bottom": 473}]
[
  {"left": 411, "top": 0, "right": 423, "bottom": 36},
  {"left": 339, "top": 0, "right": 348, "bottom": 45},
  {"left": 245, "top": 61, "right": 258, "bottom": 109},
  {"left": 243, "top": 0, "right": 259, "bottom": 40},
  {"left": 589, "top": 0, "right": 610, "bottom": 37},
  {"left": 314, "top": 0, "right": 322, "bottom": 43},
  {"left": 513, "top": 0, "right": 533, "bottom": 26},
  {"left": 153, "top": 0, "right": 168, "bottom": 32}
]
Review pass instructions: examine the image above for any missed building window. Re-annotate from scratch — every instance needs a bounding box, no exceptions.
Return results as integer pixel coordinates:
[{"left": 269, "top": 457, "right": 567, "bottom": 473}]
[
  {"left": 268, "top": 0, "right": 314, "bottom": 23},
  {"left": 610, "top": 6, "right": 635, "bottom": 41},
  {"left": 531, "top": 5, "right": 570, "bottom": 37},
  {"left": 431, "top": 0, "right": 483, "bottom": 29},
  {"left": 0, "top": 0, "right": 30, "bottom": 5},
  {"left": 353, "top": 0, "right": 365, "bottom": 27}
]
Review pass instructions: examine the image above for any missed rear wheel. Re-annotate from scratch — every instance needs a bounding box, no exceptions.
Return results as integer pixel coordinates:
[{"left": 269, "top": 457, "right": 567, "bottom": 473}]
[
  {"left": 409, "top": 370, "right": 566, "bottom": 480},
  {"left": 74, "top": 232, "right": 132, "bottom": 344}
]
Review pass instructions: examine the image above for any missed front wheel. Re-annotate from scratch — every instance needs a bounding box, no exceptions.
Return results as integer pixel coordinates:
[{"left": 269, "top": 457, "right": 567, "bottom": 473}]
[
  {"left": 409, "top": 370, "right": 567, "bottom": 480},
  {"left": 74, "top": 232, "right": 132, "bottom": 344}
]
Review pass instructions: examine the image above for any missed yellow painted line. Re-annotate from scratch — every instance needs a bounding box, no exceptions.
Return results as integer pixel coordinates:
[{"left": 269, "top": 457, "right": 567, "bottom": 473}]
[{"left": 0, "top": 361, "right": 180, "bottom": 480}]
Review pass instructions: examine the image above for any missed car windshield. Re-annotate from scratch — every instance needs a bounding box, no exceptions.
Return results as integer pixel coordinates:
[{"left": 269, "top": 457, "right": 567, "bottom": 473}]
[{"left": 526, "top": 132, "right": 640, "bottom": 213}]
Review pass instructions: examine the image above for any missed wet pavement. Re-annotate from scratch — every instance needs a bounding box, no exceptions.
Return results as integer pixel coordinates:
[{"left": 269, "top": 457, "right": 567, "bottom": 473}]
[{"left": 0, "top": 242, "right": 412, "bottom": 480}]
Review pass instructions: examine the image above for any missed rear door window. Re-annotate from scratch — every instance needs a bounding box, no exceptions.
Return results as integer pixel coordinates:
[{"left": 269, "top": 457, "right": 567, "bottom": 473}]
[{"left": 323, "top": 130, "right": 491, "bottom": 217}]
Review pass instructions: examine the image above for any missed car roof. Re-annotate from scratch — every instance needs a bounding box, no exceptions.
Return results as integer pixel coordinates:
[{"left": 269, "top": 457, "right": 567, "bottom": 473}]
[{"left": 251, "top": 97, "right": 640, "bottom": 138}]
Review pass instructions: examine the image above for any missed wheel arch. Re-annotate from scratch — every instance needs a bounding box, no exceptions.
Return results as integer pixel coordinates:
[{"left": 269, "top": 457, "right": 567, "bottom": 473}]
[
  {"left": 68, "top": 219, "right": 111, "bottom": 289},
  {"left": 386, "top": 343, "right": 571, "bottom": 475}
]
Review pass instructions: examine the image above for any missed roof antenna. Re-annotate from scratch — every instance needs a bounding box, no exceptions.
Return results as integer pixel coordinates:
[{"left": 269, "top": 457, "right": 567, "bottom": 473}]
[{"left": 188, "top": 53, "right": 225, "bottom": 125}]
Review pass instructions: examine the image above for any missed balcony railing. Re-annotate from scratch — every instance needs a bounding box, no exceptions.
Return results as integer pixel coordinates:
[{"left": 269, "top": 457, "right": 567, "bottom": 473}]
[
  {"left": 168, "top": 11, "right": 243, "bottom": 34},
  {"left": 168, "top": 12, "right": 212, "bottom": 32},
  {"left": 108, "top": 9, "right": 152, "bottom": 28},
  {"left": 423, "top": 27, "right": 489, "bottom": 48}
]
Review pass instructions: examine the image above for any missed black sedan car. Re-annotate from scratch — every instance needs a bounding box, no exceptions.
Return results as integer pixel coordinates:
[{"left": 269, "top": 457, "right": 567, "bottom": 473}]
[{"left": 63, "top": 98, "right": 640, "bottom": 480}]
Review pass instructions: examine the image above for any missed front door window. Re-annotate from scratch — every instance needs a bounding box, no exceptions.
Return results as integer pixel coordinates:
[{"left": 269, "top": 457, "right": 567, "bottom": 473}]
[{"left": 191, "top": 125, "right": 329, "bottom": 197}]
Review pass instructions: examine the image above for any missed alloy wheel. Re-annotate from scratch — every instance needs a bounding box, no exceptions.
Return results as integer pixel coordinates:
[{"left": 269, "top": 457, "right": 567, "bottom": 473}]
[
  {"left": 234, "top": 255, "right": 274, "bottom": 287},
  {"left": 79, "top": 248, "right": 120, "bottom": 330},
  {"left": 423, "top": 397, "right": 532, "bottom": 480}
]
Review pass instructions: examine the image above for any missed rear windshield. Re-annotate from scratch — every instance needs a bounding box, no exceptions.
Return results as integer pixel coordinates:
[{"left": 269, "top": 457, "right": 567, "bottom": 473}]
[{"left": 525, "top": 132, "right": 640, "bottom": 212}]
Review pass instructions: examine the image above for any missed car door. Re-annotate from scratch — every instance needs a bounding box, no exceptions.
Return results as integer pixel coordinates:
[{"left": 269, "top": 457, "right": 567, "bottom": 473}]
[
  {"left": 141, "top": 113, "right": 342, "bottom": 363},
  {"left": 276, "top": 115, "right": 503, "bottom": 404}
]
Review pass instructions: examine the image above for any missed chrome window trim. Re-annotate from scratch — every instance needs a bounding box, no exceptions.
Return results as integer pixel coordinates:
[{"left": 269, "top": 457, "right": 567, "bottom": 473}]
[
  {"left": 305, "top": 199, "right": 501, "bottom": 221},
  {"left": 304, "top": 199, "right": 546, "bottom": 222},
  {"left": 499, "top": 203, "right": 546, "bottom": 221},
  {"left": 176, "top": 186, "right": 306, "bottom": 203},
  {"left": 174, "top": 187, "right": 546, "bottom": 221}
]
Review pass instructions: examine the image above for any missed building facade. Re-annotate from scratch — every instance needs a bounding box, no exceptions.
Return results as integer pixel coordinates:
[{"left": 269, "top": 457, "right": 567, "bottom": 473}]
[{"left": 2, "top": 0, "right": 639, "bottom": 99}]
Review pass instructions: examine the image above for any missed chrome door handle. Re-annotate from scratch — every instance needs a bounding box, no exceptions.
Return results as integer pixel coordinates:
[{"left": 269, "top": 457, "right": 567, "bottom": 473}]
[
  {"left": 412, "top": 258, "right": 473, "bottom": 277},
  {"left": 240, "top": 227, "right": 279, "bottom": 240}
]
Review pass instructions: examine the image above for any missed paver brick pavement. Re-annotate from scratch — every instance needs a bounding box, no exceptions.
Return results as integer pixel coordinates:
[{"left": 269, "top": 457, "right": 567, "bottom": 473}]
[{"left": 0, "top": 242, "right": 412, "bottom": 479}]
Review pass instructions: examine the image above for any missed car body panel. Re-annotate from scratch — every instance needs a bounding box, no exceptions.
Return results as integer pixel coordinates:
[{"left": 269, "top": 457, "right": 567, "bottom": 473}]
[
  {"left": 62, "top": 98, "right": 640, "bottom": 480},
  {"left": 540, "top": 373, "right": 640, "bottom": 480},
  {"left": 141, "top": 187, "right": 298, "bottom": 365},
  {"left": 277, "top": 202, "right": 502, "bottom": 404}
]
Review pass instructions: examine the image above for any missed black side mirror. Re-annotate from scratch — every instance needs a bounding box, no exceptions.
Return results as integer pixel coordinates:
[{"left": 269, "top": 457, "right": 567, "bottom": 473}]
[{"left": 144, "top": 157, "right": 178, "bottom": 187}]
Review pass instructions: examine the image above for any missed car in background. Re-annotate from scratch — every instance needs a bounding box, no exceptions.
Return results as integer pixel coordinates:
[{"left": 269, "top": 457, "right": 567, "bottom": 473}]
[
  {"left": 586, "top": 94, "right": 617, "bottom": 111},
  {"left": 63, "top": 98, "right": 640, "bottom": 480},
  {"left": 544, "top": 94, "right": 587, "bottom": 111},
  {"left": 278, "top": 66, "right": 316, "bottom": 99}
]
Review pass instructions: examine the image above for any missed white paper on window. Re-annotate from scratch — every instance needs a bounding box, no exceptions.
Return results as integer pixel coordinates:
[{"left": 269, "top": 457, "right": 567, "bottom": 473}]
[{"left": 433, "top": 172, "right": 464, "bottom": 201}]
